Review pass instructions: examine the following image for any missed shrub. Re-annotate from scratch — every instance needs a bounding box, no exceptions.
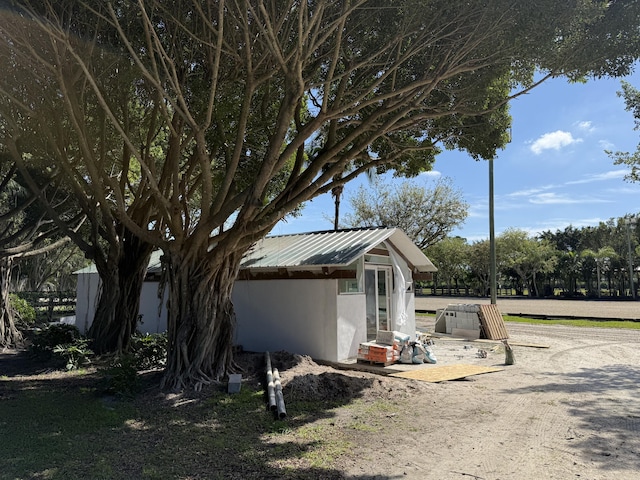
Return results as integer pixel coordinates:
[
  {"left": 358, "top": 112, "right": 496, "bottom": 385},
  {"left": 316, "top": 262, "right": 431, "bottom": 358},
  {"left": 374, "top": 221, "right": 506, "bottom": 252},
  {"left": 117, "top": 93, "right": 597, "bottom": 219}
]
[
  {"left": 53, "top": 339, "right": 94, "bottom": 370},
  {"left": 130, "top": 333, "right": 167, "bottom": 369},
  {"left": 101, "top": 354, "right": 140, "bottom": 398},
  {"left": 9, "top": 293, "right": 36, "bottom": 326},
  {"left": 30, "top": 323, "right": 82, "bottom": 360}
]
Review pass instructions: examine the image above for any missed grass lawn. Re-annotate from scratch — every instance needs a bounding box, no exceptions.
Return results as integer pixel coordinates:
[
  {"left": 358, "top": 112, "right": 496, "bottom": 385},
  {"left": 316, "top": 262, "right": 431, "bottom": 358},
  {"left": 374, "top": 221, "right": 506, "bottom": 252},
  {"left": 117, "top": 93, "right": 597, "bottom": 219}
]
[
  {"left": 503, "top": 315, "right": 640, "bottom": 329},
  {"left": 0, "top": 354, "right": 395, "bottom": 480},
  {"left": 417, "top": 312, "right": 640, "bottom": 330}
]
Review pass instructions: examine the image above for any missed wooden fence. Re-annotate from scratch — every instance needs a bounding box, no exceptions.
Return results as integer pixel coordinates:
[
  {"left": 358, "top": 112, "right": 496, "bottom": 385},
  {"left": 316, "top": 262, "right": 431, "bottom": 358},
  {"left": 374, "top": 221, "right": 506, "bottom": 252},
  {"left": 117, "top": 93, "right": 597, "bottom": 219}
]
[{"left": 16, "top": 291, "right": 76, "bottom": 322}]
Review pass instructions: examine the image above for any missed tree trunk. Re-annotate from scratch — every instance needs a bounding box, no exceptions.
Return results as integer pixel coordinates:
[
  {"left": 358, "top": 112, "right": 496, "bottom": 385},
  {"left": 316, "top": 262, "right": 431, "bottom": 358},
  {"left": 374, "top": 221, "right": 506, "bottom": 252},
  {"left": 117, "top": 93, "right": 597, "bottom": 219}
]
[
  {"left": 88, "top": 234, "right": 153, "bottom": 354},
  {"left": 0, "top": 257, "right": 22, "bottom": 348},
  {"left": 162, "top": 248, "right": 244, "bottom": 391}
]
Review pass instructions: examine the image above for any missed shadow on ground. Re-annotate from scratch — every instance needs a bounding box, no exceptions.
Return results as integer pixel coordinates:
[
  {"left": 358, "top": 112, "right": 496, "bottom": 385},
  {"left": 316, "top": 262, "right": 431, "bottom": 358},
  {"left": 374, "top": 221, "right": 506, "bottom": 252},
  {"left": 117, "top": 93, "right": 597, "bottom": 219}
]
[
  {"left": 0, "top": 349, "right": 402, "bottom": 480},
  {"left": 503, "top": 364, "right": 640, "bottom": 473}
]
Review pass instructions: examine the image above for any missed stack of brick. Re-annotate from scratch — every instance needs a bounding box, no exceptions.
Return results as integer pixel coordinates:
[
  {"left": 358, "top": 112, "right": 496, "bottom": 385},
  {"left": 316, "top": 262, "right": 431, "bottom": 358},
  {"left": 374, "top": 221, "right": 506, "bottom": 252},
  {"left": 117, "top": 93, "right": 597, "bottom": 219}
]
[{"left": 357, "top": 342, "right": 400, "bottom": 364}]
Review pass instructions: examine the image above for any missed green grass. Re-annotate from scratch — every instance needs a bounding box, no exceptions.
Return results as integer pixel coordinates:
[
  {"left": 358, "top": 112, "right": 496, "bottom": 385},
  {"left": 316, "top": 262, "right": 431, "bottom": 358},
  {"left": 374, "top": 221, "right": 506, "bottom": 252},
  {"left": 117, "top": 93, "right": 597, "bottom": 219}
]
[
  {"left": 503, "top": 315, "right": 640, "bottom": 329},
  {"left": 0, "top": 384, "right": 136, "bottom": 480},
  {"left": 0, "top": 369, "right": 372, "bottom": 480},
  {"left": 418, "top": 311, "right": 640, "bottom": 330}
]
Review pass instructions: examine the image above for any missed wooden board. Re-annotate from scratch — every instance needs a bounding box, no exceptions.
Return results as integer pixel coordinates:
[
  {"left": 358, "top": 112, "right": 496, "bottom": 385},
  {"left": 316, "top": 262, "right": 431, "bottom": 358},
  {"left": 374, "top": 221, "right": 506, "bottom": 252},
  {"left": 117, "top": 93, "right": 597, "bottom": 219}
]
[
  {"left": 390, "top": 364, "right": 503, "bottom": 383},
  {"left": 478, "top": 304, "right": 509, "bottom": 340}
]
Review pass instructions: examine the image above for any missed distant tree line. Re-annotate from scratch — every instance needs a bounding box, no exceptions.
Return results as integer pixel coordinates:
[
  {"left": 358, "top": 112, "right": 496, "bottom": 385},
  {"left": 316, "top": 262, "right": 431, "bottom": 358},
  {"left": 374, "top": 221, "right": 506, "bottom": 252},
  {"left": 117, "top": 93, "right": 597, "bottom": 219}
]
[{"left": 423, "top": 218, "right": 640, "bottom": 299}]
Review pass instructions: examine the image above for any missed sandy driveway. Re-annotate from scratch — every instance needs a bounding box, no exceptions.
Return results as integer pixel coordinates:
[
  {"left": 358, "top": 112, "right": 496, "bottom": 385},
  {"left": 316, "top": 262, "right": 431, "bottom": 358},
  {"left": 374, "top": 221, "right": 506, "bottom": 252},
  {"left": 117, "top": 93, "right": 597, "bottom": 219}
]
[{"left": 335, "top": 320, "right": 640, "bottom": 479}]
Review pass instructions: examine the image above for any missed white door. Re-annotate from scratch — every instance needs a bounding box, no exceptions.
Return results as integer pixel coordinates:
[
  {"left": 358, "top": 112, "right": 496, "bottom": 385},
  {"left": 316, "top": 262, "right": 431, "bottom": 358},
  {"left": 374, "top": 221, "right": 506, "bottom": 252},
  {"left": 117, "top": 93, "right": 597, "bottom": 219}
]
[{"left": 365, "top": 266, "right": 392, "bottom": 341}]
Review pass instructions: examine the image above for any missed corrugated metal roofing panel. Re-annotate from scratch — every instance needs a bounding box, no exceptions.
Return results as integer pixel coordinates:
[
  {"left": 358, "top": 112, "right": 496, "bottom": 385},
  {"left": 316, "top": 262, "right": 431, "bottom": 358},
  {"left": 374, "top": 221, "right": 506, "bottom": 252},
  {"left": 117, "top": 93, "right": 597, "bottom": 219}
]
[
  {"left": 240, "top": 227, "right": 436, "bottom": 272},
  {"left": 74, "top": 227, "right": 437, "bottom": 275}
]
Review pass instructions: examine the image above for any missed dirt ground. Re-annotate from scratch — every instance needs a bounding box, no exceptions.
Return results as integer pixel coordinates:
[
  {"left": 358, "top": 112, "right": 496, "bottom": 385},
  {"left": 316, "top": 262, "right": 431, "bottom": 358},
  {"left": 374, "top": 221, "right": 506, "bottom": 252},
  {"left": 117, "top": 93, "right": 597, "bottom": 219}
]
[{"left": 322, "top": 318, "right": 640, "bottom": 479}]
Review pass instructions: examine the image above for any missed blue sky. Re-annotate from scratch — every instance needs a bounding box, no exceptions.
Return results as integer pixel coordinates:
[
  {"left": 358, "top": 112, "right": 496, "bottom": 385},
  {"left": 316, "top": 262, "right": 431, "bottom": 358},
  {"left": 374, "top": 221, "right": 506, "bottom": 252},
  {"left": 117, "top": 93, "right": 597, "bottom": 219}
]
[{"left": 273, "top": 69, "right": 640, "bottom": 242}]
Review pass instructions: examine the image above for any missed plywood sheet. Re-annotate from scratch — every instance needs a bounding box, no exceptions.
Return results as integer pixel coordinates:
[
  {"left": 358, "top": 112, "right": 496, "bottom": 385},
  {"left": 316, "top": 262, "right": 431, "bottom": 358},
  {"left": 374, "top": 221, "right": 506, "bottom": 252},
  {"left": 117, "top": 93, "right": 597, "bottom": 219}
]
[
  {"left": 478, "top": 304, "right": 509, "bottom": 340},
  {"left": 390, "top": 364, "right": 503, "bottom": 383}
]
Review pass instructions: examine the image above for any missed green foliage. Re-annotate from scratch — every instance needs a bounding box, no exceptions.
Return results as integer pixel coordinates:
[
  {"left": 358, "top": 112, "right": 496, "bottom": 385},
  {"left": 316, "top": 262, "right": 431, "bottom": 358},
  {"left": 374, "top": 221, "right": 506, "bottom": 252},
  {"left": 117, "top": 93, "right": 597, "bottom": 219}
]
[
  {"left": 344, "top": 177, "right": 468, "bottom": 249},
  {"left": 101, "top": 354, "right": 140, "bottom": 398},
  {"left": 9, "top": 293, "right": 36, "bottom": 325},
  {"left": 504, "top": 316, "right": 640, "bottom": 330},
  {"left": 53, "top": 339, "right": 93, "bottom": 370},
  {"left": 129, "top": 333, "right": 167, "bottom": 370},
  {"left": 99, "top": 334, "right": 166, "bottom": 398},
  {"left": 29, "top": 323, "right": 82, "bottom": 360},
  {"left": 609, "top": 81, "right": 640, "bottom": 182}
]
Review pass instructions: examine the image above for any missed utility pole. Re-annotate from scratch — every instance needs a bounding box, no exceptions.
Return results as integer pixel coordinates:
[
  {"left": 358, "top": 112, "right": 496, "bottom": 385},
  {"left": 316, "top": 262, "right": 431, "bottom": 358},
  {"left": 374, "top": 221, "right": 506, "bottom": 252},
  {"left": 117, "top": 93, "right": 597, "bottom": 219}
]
[
  {"left": 626, "top": 217, "right": 637, "bottom": 300},
  {"left": 489, "top": 157, "right": 497, "bottom": 305}
]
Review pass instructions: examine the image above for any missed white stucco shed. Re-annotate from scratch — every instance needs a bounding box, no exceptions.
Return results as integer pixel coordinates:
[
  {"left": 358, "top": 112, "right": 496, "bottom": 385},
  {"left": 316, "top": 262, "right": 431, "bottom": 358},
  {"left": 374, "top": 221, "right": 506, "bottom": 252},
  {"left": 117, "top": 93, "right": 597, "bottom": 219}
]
[
  {"left": 74, "top": 227, "right": 436, "bottom": 363},
  {"left": 232, "top": 227, "right": 436, "bottom": 362}
]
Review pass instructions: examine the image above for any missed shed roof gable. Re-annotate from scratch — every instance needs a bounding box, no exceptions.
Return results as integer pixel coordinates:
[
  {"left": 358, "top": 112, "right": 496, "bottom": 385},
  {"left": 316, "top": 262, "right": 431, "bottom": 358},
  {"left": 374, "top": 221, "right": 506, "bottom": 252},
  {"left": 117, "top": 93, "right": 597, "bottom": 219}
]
[{"left": 240, "top": 227, "right": 437, "bottom": 273}]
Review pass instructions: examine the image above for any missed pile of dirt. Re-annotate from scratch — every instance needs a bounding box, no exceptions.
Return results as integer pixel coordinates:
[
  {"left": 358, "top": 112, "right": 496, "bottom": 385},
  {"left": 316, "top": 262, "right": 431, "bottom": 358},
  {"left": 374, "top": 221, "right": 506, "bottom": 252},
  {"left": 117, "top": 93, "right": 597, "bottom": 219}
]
[{"left": 238, "top": 350, "right": 433, "bottom": 403}]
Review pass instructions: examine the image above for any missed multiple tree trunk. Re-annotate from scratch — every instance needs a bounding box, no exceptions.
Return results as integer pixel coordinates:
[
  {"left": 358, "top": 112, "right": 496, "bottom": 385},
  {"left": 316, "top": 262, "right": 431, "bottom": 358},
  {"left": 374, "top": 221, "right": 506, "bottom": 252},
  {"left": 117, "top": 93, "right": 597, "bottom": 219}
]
[
  {"left": 161, "top": 246, "right": 245, "bottom": 391},
  {"left": 88, "top": 232, "right": 153, "bottom": 354}
]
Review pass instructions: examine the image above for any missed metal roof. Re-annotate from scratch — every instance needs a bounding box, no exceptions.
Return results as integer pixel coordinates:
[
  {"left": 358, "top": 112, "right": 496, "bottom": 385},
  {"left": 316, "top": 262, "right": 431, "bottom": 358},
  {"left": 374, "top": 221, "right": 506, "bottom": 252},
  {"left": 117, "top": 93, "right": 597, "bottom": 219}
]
[
  {"left": 75, "top": 228, "right": 437, "bottom": 275},
  {"left": 240, "top": 227, "right": 437, "bottom": 272},
  {"left": 73, "top": 250, "right": 164, "bottom": 275}
]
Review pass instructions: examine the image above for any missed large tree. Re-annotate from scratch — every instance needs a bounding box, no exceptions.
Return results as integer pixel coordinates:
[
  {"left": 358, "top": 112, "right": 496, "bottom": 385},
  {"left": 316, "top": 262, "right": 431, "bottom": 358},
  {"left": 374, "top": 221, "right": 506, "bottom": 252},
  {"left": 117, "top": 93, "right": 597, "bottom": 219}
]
[
  {"left": 0, "top": 1, "right": 159, "bottom": 353},
  {"left": 1, "top": 0, "right": 639, "bottom": 389},
  {"left": 343, "top": 177, "right": 469, "bottom": 249}
]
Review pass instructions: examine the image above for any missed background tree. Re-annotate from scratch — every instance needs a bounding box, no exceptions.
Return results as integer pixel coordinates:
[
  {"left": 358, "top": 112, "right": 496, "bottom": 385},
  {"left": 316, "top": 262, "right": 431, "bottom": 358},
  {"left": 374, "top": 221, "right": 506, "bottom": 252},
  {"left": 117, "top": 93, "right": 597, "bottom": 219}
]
[
  {"left": 11, "top": 241, "right": 87, "bottom": 292},
  {"left": 343, "top": 177, "right": 468, "bottom": 249},
  {"left": 0, "top": 2, "right": 160, "bottom": 354},
  {"left": 1, "top": 0, "right": 639, "bottom": 389},
  {"left": 609, "top": 81, "right": 640, "bottom": 181},
  {"left": 425, "top": 236, "right": 469, "bottom": 295},
  {"left": 0, "top": 160, "right": 78, "bottom": 347},
  {"left": 581, "top": 246, "right": 618, "bottom": 297},
  {"left": 486, "top": 229, "right": 556, "bottom": 297},
  {"left": 467, "top": 239, "right": 491, "bottom": 296}
]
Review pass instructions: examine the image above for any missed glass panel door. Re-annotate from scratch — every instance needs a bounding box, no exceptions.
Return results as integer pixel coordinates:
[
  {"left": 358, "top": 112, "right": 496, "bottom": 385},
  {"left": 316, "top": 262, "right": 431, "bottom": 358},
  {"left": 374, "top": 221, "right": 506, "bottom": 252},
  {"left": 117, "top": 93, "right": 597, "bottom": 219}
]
[
  {"left": 365, "top": 266, "right": 392, "bottom": 341},
  {"left": 365, "top": 269, "right": 377, "bottom": 341},
  {"left": 377, "top": 268, "right": 389, "bottom": 331}
]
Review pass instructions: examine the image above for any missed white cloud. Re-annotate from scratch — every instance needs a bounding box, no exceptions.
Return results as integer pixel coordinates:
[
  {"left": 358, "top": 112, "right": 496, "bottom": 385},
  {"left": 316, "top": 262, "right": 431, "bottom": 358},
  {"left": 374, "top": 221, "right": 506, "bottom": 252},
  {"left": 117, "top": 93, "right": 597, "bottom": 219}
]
[
  {"left": 576, "top": 121, "right": 595, "bottom": 133},
  {"left": 565, "top": 169, "right": 628, "bottom": 185},
  {"left": 528, "top": 193, "right": 582, "bottom": 204},
  {"left": 530, "top": 130, "right": 582, "bottom": 155},
  {"left": 599, "top": 139, "right": 615, "bottom": 150},
  {"left": 506, "top": 185, "right": 555, "bottom": 197},
  {"left": 419, "top": 169, "right": 441, "bottom": 177},
  {"left": 528, "top": 192, "right": 610, "bottom": 205}
]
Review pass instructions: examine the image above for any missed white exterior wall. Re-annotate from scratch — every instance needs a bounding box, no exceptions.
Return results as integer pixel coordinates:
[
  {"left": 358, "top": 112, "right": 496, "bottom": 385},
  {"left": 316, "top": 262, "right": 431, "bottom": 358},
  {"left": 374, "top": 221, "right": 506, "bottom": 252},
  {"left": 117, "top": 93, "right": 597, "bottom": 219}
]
[
  {"left": 336, "top": 293, "right": 366, "bottom": 360},
  {"left": 137, "top": 281, "right": 168, "bottom": 334},
  {"left": 232, "top": 278, "right": 339, "bottom": 361},
  {"left": 74, "top": 255, "right": 417, "bottom": 362},
  {"left": 75, "top": 272, "right": 100, "bottom": 334},
  {"left": 74, "top": 273, "right": 167, "bottom": 335}
]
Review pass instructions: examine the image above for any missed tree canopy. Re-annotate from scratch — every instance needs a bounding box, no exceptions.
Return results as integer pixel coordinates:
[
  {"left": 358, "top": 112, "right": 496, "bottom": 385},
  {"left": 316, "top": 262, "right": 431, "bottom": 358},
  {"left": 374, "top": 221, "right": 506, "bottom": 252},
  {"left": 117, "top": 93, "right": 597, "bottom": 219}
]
[
  {"left": 343, "top": 177, "right": 468, "bottom": 249},
  {"left": 426, "top": 218, "right": 640, "bottom": 299},
  {"left": 0, "top": 0, "right": 639, "bottom": 388},
  {"left": 609, "top": 81, "right": 640, "bottom": 181}
]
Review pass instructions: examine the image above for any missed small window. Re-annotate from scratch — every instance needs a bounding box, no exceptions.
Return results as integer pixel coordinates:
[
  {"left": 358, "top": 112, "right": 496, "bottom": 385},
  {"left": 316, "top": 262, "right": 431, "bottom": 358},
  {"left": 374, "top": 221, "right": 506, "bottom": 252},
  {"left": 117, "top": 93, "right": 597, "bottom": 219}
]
[{"left": 339, "top": 278, "right": 361, "bottom": 294}]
